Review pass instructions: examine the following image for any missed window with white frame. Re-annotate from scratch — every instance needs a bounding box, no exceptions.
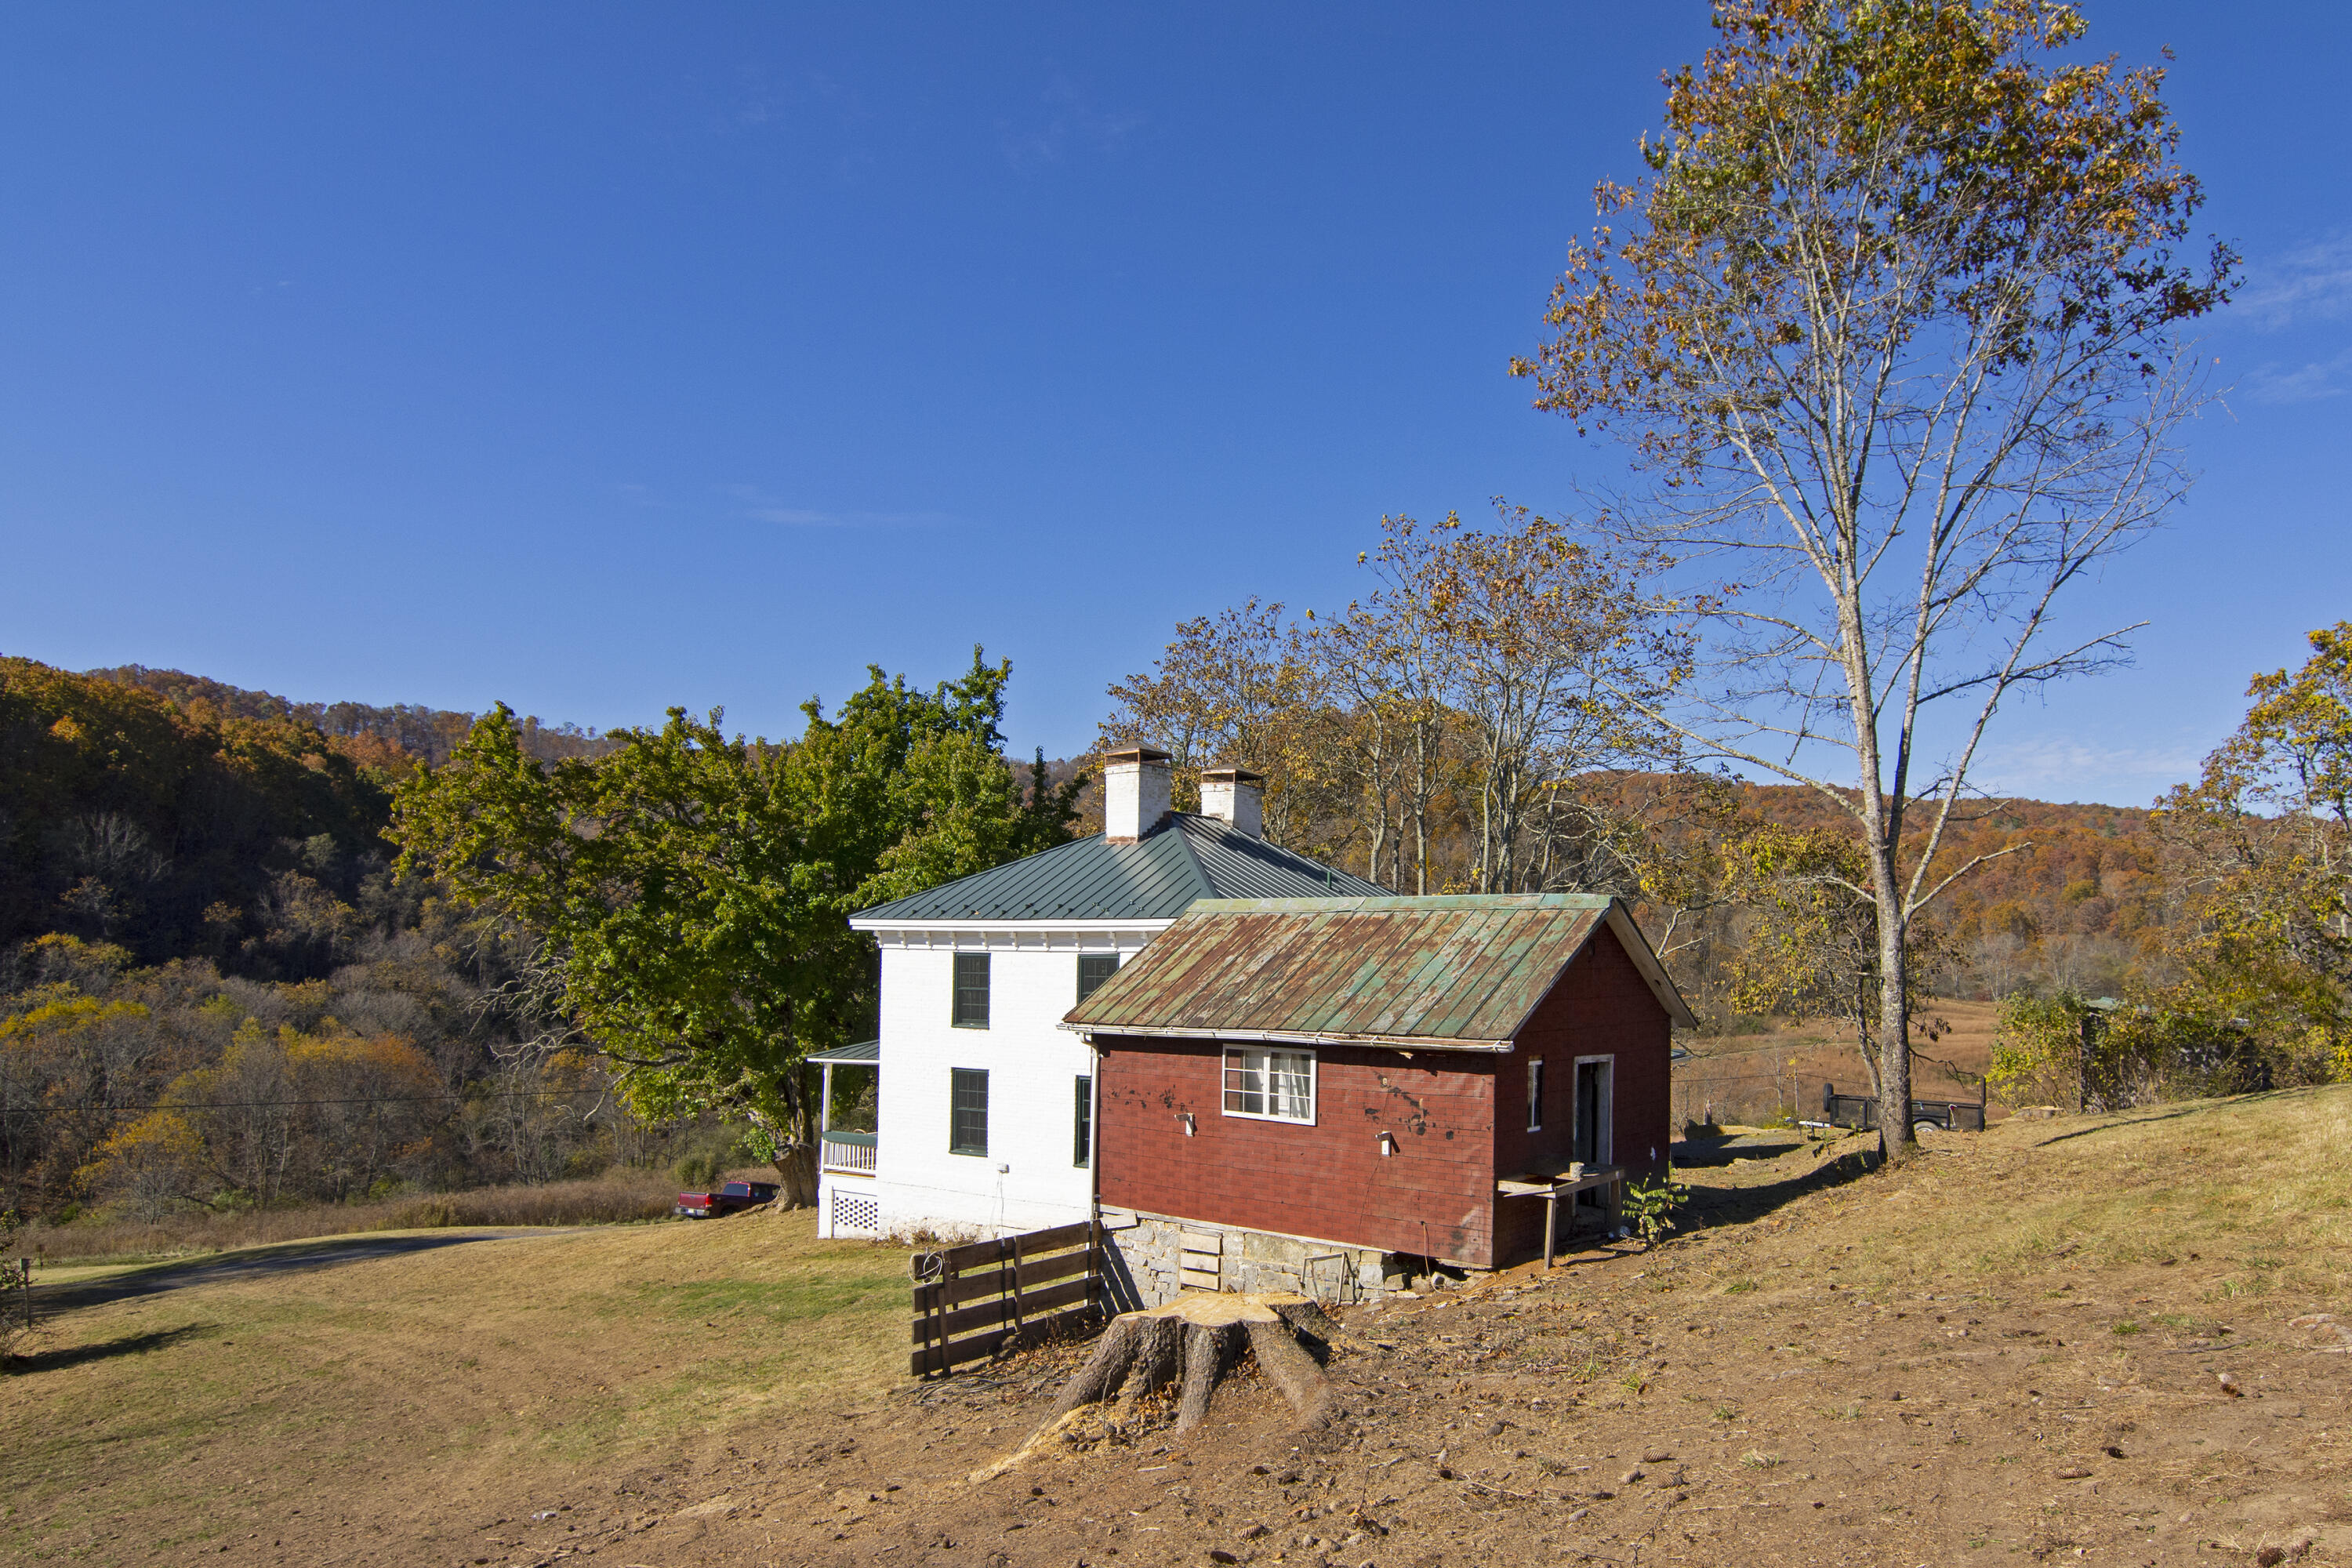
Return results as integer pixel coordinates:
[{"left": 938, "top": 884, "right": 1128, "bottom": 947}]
[
  {"left": 1221, "top": 1046, "right": 1316, "bottom": 1123},
  {"left": 1527, "top": 1058, "right": 1544, "bottom": 1132}
]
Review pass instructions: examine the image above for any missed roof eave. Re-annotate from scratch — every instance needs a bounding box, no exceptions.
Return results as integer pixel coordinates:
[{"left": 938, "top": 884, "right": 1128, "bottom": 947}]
[
  {"left": 850, "top": 916, "right": 1174, "bottom": 934},
  {"left": 1060, "top": 1021, "right": 1514, "bottom": 1053},
  {"left": 1602, "top": 900, "right": 1700, "bottom": 1029}
]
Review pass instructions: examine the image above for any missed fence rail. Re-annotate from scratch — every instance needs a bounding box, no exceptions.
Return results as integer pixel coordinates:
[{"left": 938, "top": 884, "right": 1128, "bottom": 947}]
[{"left": 910, "top": 1218, "right": 1102, "bottom": 1377}]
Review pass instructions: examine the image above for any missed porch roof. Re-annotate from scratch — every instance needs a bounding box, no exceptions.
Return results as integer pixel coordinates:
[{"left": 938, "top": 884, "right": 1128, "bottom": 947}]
[{"left": 807, "top": 1039, "right": 880, "bottom": 1065}]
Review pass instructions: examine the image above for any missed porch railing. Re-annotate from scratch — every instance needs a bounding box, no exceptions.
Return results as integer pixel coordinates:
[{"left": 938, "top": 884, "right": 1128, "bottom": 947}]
[{"left": 821, "top": 1129, "right": 877, "bottom": 1174}]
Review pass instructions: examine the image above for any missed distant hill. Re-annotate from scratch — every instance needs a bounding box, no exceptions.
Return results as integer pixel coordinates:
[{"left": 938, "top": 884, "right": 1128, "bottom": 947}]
[
  {"left": 84, "top": 664, "right": 616, "bottom": 770},
  {"left": 2, "top": 656, "right": 396, "bottom": 970},
  {"left": 29, "top": 657, "right": 2158, "bottom": 1001}
]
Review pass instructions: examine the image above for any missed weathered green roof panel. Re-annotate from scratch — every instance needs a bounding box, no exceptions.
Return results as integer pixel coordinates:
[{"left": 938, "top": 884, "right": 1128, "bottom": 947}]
[
  {"left": 1060, "top": 894, "right": 1697, "bottom": 1047},
  {"left": 850, "top": 815, "right": 1384, "bottom": 924}
]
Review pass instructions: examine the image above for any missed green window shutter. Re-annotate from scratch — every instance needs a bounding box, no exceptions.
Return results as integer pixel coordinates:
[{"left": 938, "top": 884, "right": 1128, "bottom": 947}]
[{"left": 1073, "top": 1075, "right": 1092, "bottom": 1167}]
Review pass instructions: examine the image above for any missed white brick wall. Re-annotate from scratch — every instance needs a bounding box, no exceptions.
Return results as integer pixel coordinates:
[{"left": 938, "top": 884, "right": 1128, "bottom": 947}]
[{"left": 863, "top": 933, "right": 1151, "bottom": 1239}]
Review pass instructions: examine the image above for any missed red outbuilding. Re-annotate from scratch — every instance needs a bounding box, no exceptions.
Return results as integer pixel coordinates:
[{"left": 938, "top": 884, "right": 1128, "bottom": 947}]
[{"left": 1062, "top": 894, "right": 1696, "bottom": 1305}]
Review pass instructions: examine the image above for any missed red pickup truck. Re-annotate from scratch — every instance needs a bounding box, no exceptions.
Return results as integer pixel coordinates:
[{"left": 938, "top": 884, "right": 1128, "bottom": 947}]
[{"left": 673, "top": 1179, "right": 779, "bottom": 1219}]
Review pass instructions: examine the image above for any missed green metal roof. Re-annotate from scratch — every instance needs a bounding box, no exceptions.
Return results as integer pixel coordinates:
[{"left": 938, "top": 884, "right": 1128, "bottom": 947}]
[
  {"left": 1060, "top": 893, "right": 1696, "bottom": 1049},
  {"left": 849, "top": 814, "right": 1385, "bottom": 924},
  {"left": 807, "top": 1039, "right": 880, "bottom": 1065}
]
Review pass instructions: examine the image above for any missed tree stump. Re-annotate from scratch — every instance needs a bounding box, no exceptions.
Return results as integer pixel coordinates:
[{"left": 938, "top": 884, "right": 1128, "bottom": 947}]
[{"left": 976, "top": 1292, "right": 1337, "bottom": 1480}]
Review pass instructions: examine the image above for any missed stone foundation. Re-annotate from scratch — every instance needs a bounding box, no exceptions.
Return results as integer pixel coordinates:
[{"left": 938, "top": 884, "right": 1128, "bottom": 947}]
[{"left": 1102, "top": 1210, "right": 1417, "bottom": 1308}]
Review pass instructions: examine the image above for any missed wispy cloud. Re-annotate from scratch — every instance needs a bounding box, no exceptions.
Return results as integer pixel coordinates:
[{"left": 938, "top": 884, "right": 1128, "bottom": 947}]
[
  {"left": 725, "top": 485, "right": 954, "bottom": 528},
  {"left": 1975, "top": 735, "right": 2203, "bottom": 803},
  {"left": 1000, "top": 74, "right": 1144, "bottom": 170},
  {"left": 2239, "top": 346, "right": 2352, "bottom": 405},
  {"left": 2233, "top": 233, "right": 2352, "bottom": 331}
]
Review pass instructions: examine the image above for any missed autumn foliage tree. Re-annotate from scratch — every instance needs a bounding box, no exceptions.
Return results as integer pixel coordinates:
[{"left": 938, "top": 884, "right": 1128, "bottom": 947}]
[
  {"left": 1512, "top": 0, "right": 2234, "bottom": 1155},
  {"left": 2147, "top": 623, "right": 2352, "bottom": 1081}
]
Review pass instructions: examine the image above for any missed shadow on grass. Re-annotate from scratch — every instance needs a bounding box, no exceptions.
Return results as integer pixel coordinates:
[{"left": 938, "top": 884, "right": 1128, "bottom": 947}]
[
  {"left": 1683, "top": 1142, "right": 1882, "bottom": 1231},
  {"left": 33, "top": 1229, "right": 546, "bottom": 1314},
  {"left": 6, "top": 1323, "right": 212, "bottom": 1374},
  {"left": 1672, "top": 1136, "right": 1809, "bottom": 1168}
]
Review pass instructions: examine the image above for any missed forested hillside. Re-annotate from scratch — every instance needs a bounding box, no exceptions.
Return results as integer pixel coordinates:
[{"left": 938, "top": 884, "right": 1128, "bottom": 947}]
[
  {"left": 6, "top": 621, "right": 2338, "bottom": 1229},
  {"left": 86, "top": 663, "right": 616, "bottom": 772},
  {"left": 0, "top": 658, "right": 639, "bottom": 1222},
  {"left": 1, "top": 652, "right": 1080, "bottom": 1226}
]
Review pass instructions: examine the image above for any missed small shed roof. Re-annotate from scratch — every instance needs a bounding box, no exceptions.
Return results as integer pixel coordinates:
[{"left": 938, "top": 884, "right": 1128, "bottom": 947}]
[
  {"left": 1060, "top": 893, "right": 1696, "bottom": 1051},
  {"left": 806, "top": 1039, "right": 880, "bottom": 1065}
]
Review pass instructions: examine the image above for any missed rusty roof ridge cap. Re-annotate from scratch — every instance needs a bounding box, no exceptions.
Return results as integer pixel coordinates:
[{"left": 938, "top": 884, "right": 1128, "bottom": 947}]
[
  {"left": 1058, "top": 1022, "right": 1514, "bottom": 1051},
  {"left": 1179, "top": 892, "right": 1614, "bottom": 913}
]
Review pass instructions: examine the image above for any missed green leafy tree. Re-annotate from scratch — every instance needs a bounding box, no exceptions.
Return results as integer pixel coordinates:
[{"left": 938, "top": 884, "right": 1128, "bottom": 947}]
[{"left": 391, "top": 650, "right": 1078, "bottom": 1207}]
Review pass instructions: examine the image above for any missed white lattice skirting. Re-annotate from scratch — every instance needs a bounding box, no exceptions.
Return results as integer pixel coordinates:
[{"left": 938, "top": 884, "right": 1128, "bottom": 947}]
[{"left": 829, "top": 1189, "right": 880, "bottom": 1238}]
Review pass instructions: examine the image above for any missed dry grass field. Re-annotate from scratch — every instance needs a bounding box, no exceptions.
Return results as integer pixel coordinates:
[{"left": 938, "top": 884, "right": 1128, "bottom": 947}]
[
  {"left": 2, "top": 1210, "right": 913, "bottom": 1563},
  {"left": 11, "top": 1169, "right": 692, "bottom": 1269},
  {"left": 1674, "top": 997, "right": 2005, "bottom": 1126},
  {"left": 6, "top": 1089, "right": 2350, "bottom": 1567}
]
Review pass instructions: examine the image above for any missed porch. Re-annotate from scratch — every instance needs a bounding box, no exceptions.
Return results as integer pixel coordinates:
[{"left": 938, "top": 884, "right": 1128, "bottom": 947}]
[{"left": 811, "top": 1039, "right": 880, "bottom": 1239}]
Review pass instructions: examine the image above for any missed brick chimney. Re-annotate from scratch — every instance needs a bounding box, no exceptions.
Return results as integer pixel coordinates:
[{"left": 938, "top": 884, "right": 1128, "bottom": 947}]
[
  {"left": 1199, "top": 766, "right": 1265, "bottom": 839},
  {"left": 1102, "top": 746, "right": 1173, "bottom": 843}
]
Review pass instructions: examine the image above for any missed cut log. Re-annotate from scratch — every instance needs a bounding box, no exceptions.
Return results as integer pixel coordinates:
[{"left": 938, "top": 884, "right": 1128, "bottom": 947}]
[
  {"left": 1041, "top": 1314, "right": 1138, "bottom": 1423},
  {"left": 1245, "top": 1316, "right": 1331, "bottom": 1426},
  {"left": 1173, "top": 1319, "right": 1241, "bottom": 1435},
  {"left": 991, "top": 1291, "right": 1335, "bottom": 1477},
  {"left": 1116, "top": 1314, "right": 1185, "bottom": 1412},
  {"left": 1271, "top": 1296, "right": 1346, "bottom": 1350}
]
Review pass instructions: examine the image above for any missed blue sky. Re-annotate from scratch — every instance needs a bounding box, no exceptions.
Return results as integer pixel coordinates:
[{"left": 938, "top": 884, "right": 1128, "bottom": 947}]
[{"left": 0, "top": 3, "right": 2343, "bottom": 807}]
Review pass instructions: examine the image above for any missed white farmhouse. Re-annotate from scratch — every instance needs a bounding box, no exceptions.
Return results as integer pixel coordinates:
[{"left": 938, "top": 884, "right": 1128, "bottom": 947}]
[{"left": 817, "top": 747, "right": 1382, "bottom": 1242}]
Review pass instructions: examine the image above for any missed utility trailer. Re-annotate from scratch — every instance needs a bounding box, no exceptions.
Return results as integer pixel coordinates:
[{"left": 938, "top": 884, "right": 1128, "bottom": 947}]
[{"left": 1815, "top": 1084, "right": 1987, "bottom": 1134}]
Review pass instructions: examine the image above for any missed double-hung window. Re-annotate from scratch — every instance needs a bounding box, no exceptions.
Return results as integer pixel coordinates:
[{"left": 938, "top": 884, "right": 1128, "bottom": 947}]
[
  {"left": 952, "top": 953, "right": 990, "bottom": 1029},
  {"left": 949, "top": 1068, "right": 989, "bottom": 1156},
  {"left": 1076, "top": 953, "right": 1120, "bottom": 1003},
  {"left": 1221, "top": 1046, "right": 1316, "bottom": 1123}
]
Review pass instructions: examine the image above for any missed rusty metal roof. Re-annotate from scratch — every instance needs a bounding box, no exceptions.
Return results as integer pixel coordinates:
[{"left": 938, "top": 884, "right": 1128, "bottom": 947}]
[{"left": 1059, "top": 894, "right": 1696, "bottom": 1050}]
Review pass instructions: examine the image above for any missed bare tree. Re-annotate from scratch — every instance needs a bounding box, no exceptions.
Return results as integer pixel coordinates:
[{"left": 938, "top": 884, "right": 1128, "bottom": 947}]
[
  {"left": 1312, "top": 517, "right": 1463, "bottom": 892},
  {"left": 1426, "top": 507, "right": 1678, "bottom": 893},
  {"left": 1512, "top": 0, "right": 2233, "bottom": 1156},
  {"left": 1101, "top": 601, "right": 1345, "bottom": 851},
  {"left": 1309, "top": 510, "right": 1674, "bottom": 895}
]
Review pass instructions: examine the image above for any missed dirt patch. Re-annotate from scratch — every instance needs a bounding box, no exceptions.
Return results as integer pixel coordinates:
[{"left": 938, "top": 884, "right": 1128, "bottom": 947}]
[{"left": 9, "top": 1091, "right": 2350, "bottom": 1566}]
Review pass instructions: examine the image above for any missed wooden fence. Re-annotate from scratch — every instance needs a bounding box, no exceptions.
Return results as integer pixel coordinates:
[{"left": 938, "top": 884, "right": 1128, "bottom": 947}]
[{"left": 910, "top": 1218, "right": 1103, "bottom": 1377}]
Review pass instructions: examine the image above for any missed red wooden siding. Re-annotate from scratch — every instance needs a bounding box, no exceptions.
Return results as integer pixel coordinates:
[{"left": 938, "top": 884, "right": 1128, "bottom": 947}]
[
  {"left": 1094, "top": 1037, "right": 1504, "bottom": 1267},
  {"left": 1094, "top": 921, "right": 1675, "bottom": 1274},
  {"left": 1491, "top": 923, "right": 1673, "bottom": 1265}
]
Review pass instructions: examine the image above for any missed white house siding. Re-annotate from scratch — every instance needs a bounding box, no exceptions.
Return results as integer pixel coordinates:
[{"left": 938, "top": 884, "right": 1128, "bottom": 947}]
[{"left": 862, "top": 925, "right": 1157, "bottom": 1240}]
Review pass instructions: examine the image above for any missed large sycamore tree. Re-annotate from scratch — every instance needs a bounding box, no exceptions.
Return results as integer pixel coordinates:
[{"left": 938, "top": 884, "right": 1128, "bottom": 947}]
[
  {"left": 1513, "top": 0, "right": 2233, "bottom": 1156},
  {"left": 391, "top": 653, "right": 1080, "bottom": 1206}
]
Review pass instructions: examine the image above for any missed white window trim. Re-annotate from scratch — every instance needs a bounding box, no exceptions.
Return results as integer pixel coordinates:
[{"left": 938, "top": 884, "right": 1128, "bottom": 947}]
[
  {"left": 1527, "top": 1057, "right": 1544, "bottom": 1132},
  {"left": 1219, "top": 1044, "right": 1318, "bottom": 1126},
  {"left": 1572, "top": 1054, "right": 1614, "bottom": 1166}
]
